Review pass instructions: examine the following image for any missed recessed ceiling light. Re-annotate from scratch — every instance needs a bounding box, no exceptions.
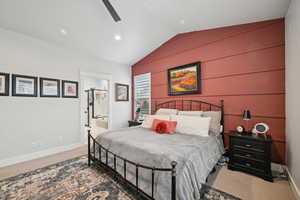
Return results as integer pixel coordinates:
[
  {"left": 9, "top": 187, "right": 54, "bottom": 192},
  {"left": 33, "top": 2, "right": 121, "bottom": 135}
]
[
  {"left": 114, "top": 34, "right": 122, "bottom": 41},
  {"left": 60, "top": 29, "right": 67, "bottom": 35},
  {"left": 180, "top": 19, "right": 185, "bottom": 25}
]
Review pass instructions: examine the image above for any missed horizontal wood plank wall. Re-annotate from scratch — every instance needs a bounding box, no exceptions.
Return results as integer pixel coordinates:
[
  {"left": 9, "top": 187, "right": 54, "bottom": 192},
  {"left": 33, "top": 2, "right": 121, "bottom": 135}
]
[{"left": 132, "top": 18, "right": 285, "bottom": 164}]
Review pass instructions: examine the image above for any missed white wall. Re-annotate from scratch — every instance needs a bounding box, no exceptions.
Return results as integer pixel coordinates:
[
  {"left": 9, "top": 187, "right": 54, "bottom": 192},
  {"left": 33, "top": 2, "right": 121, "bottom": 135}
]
[
  {"left": 0, "top": 27, "right": 131, "bottom": 164},
  {"left": 286, "top": 0, "right": 300, "bottom": 195}
]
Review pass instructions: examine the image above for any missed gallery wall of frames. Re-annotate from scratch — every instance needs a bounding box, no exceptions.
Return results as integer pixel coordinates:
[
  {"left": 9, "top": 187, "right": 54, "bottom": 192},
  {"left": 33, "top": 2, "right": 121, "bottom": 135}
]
[{"left": 0, "top": 72, "right": 78, "bottom": 98}]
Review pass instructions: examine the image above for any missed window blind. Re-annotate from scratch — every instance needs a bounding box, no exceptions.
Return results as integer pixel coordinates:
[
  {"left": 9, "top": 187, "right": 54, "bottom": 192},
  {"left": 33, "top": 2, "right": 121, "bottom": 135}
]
[{"left": 134, "top": 73, "right": 151, "bottom": 115}]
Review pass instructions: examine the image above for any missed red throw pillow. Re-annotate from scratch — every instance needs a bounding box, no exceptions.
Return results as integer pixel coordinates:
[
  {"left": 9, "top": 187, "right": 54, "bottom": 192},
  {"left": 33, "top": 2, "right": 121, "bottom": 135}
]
[
  {"left": 156, "top": 122, "right": 167, "bottom": 134},
  {"left": 152, "top": 119, "right": 177, "bottom": 134}
]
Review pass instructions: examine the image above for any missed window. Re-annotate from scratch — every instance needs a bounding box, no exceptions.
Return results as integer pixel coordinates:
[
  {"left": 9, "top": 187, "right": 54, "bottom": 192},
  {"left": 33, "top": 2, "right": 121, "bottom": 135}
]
[{"left": 134, "top": 73, "right": 151, "bottom": 116}]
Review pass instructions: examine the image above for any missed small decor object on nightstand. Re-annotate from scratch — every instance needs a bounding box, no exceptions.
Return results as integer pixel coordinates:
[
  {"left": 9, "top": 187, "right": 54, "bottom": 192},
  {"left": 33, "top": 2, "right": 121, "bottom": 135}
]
[
  {"left": 252, "top": 123, "right": 269, "bottom": 138},
  {"left": 228, "top": 132, "right": 273, "bottom": 182},
  {"left": 236, "top": 125, "right": 245, "bottom": 133}
]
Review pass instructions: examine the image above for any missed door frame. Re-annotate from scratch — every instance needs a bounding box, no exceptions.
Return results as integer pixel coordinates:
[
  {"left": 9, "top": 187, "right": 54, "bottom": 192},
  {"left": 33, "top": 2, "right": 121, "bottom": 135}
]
[{"left": 79, "top": 71, "right": 113, "bottom": 144}]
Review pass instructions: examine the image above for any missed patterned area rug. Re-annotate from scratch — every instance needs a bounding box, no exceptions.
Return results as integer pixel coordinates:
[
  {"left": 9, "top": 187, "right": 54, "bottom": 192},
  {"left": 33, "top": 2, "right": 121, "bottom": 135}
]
[{"left": 0, "top": 156, "right": 240, "bottom": 200}]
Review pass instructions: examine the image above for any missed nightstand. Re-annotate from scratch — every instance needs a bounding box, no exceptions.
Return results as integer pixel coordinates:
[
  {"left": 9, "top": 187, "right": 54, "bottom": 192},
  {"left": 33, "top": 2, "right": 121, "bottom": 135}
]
[
  {"left": 228, "top": 132, "right": 273, "bottom": 182},
  {"left": 128, "top": 120, "right": 142, "bottom": 127}
]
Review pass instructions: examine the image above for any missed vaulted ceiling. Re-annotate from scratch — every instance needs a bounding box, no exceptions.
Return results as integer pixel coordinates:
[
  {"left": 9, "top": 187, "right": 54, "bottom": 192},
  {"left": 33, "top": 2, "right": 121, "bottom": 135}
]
[{"left": 0, "top": 0, "right": 290, "bottom": 65}]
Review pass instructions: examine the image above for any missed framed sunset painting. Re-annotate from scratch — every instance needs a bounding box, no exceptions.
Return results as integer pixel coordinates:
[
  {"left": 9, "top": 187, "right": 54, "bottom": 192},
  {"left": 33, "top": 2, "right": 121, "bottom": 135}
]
[{"left": 168, "top": 62, "right": 201, "bottom": 96}]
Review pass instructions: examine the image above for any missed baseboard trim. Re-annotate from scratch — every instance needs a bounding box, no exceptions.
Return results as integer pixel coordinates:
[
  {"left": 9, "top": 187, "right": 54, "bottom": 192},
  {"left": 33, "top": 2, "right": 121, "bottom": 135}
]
[
  {"left": 286, "top": 167, "right": 300, "bottom": 200},
  {"left": 0, "top": 143, "right": 84, "bottom": 168}
]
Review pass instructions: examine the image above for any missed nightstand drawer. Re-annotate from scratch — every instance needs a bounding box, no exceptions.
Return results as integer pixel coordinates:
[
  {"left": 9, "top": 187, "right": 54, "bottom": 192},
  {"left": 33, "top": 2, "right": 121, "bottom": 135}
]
[
  {"left": 231, "top": 157, "right": 266, "bottom": 171},
  {"left": 232, "top": 149, "right": 266, "bottom": 162},
  {"left": 231, "top": 137, "right": 265, "bottom": 152}
]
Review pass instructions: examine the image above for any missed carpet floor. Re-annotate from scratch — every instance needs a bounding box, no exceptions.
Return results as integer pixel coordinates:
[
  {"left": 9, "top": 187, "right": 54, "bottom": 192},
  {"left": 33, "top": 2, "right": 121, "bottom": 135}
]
[{"left": 0, "top": 155, "right": 240, "bottom": 200}]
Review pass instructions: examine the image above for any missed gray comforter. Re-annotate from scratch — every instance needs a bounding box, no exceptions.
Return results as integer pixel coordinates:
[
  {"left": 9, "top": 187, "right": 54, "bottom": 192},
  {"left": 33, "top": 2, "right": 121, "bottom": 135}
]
[{"left": 94, "top": 127, "right": 224, "bottom": 200}]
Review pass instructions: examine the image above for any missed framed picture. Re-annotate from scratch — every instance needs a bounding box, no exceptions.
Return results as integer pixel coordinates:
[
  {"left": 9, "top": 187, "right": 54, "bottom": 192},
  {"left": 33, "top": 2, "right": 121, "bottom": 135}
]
[
  {"left": 40, "top": 78, "right": 60, "bottom": 97},
  {"left": 168, "top": 62, "right": 201, "bottom": 96},
  {"left": 12, "top": 74, "right": 38, "bottom": 97},
  {"left": 0, "top": 72, "right": 9, "bottom": 96},
  {"left": 115, "top": 83, "right": 129, "bottom": 101},
  {"left": 62, "top": 80, "right": 78, "bottom": 98}
]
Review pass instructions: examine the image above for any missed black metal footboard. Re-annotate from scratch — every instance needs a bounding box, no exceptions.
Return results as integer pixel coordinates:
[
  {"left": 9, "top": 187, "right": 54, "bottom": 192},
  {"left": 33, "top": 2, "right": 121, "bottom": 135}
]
[{"left": 88, "top": 130, "right": 177, "bottom": 200}]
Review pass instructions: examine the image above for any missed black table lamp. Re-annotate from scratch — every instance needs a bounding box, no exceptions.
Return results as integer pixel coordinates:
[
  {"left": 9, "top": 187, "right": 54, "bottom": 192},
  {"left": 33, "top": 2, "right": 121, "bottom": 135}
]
[
  {"left": 243, "top": 110, "right": 251, "bottom": 120},
  {"left": 135, "top": 107, "right": 141, "bottom": 121},
  {"left": 243, "top": 110, "right": 251, "bottom": 134}
]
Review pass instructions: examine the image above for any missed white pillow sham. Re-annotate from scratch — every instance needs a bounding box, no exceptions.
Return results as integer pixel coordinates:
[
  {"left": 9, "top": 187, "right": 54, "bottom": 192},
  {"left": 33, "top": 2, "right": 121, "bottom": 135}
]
[
  {"left": 142, "top": 115, "right": 170, "bottom": 129},
  {"left": 170, "top": 115, "right": 211, "bottom": 137},
  {"left": 156, "top": 108, "right": 178, "bottom": 115},
  {"left": 177, "top": 110, "right": 221, "bottom": 136},
  {"left": 177, "top": 110, "right": 203, "bottom": 117}
]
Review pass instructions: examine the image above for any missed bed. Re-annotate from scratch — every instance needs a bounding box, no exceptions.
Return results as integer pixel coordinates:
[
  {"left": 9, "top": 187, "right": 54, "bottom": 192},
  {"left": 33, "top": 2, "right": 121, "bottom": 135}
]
[{"left": 88, "top": 100, "right": 225, "bottom": 200}]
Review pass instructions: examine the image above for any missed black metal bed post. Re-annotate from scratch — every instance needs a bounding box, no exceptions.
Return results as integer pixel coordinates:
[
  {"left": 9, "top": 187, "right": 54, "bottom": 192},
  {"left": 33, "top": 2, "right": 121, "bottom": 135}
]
[
  {"left": 136, "top": 164, "right": 139, "bottom": 194},
  {"left": 220, "top": 100, "right": 225, "bottom": 142},
  {"left": 151, "top": 167, "right": 155, "bottom": 198},
  {"left": 88, "top": 130, "right": 91, "bottom": 166},
  {"left": 85, "top": 90, "right": 90, "bottom": 127},
  {"left": 91, "top": 88, "right": 95, "bottom": 119},
  {"left": 171, "top": 161, "right": 177, "bottom": 200}
]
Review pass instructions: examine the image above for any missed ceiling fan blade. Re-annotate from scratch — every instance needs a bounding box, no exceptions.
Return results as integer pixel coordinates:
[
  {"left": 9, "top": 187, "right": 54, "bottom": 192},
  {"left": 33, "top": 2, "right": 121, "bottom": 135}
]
[{"left": 102, "top": 0, "right": 121, "bottom": 22}]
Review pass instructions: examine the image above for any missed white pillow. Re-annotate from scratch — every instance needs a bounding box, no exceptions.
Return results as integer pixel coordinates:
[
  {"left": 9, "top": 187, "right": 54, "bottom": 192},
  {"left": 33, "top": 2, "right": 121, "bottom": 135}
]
[
  {"left": 170, "top": 115, "right": 211, "bottom": 137},
  {"left": 156, "top": 108, "right": 178, "bottom": 115},
  {"left": 142, "top": 115, "right": 170, "bottom": 129},
  {"left": 178, "top": 111, "right": 203, "bottom": 117}
]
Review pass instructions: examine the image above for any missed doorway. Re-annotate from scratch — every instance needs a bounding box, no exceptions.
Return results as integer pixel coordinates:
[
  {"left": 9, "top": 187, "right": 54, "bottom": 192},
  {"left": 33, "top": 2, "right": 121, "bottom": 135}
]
[{"left": 80, "top": 72, "right": 112, "bottom": 144}]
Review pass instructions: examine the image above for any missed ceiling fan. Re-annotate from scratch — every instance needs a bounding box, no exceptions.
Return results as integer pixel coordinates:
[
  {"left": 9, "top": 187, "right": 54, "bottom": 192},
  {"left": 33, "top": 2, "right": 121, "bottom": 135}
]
[{"left": 102, "top": 0, "right": 121, "bottom": 22}]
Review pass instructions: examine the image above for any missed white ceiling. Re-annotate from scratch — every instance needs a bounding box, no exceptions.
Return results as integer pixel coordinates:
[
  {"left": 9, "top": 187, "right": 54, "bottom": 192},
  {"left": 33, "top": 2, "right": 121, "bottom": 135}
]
[{"left": 0, "top": 0, "right": 290, "bottom": 65}]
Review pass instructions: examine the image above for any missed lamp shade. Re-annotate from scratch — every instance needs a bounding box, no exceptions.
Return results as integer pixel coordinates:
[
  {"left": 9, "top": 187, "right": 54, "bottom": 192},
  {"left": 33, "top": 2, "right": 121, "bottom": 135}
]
[
  {"left": 243, "top": 110, "right": 251, "bottom": 120},
  {"left": 136, "top": 107, "right": 141, "bottom": 113}
]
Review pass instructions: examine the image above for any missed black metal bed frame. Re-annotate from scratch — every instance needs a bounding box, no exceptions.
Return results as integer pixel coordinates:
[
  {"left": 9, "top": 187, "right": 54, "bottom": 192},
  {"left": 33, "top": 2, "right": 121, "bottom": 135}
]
[{"left": 88, "top": 99, "right": 224, "bottom": 200}]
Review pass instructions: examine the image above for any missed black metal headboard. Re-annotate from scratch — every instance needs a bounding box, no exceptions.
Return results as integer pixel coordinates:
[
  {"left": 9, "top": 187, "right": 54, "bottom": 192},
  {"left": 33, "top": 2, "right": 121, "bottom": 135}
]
[{"left": 153, "top": 100, "right": 225, "bottom": 141}]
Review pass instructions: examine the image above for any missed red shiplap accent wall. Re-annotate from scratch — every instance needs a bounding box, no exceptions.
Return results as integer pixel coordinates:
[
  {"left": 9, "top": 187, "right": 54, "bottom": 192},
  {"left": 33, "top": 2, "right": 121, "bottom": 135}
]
[{"left": 132, "top": 19, "right": 285, "bottom": 164}]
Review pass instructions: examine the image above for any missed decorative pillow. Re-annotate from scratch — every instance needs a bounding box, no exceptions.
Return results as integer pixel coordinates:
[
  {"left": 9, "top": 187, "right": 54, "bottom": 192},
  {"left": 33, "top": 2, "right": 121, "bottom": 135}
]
[
  {"left": 202, "top": 111, "right": 221, "bottom": 136},
  {"left": 156, "top": 108, "right": 178, "bottom": 115},
  {"left": 142, "top": 115, "right": 170, "bottom": 129},
  {"left": 155, "top": 122, "right": 168, "bottom": 134},
  {"left": 151, "top": 119, "right": 177, "bottom": 134},
  {"left": 178, "top": 111, "right": 203, "bottom": 117},
  {"left": 170, "top": 115, "right": 211, "bottom": 137}
]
